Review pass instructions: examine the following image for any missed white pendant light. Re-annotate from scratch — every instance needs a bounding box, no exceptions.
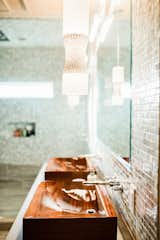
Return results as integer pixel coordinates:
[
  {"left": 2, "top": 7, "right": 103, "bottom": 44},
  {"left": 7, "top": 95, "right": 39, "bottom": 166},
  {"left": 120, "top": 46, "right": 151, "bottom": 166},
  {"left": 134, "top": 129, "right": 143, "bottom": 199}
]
[
  {"left": 62, "top": 73, "right": 88, "bottom": 96},
  {"left": 63, "top": 0, "right": 89, "bottom": 36},
  {"left": 112, "top": 19, "right": 124, "bottom": 105},
  {"left": 112, "top": 80, "right": 124, "bottom": 106},
  {"left": 112, "top": 66, "right": 125, "bottom": 105},
  {"left": 63, "top": 34, "right": 88, "bottom": 74},
  {"left": 112, "top": 65, "right": 124, "bottom": 83},
  {"left": 62, "top": 0, "right": 89, "bottom": 101}
]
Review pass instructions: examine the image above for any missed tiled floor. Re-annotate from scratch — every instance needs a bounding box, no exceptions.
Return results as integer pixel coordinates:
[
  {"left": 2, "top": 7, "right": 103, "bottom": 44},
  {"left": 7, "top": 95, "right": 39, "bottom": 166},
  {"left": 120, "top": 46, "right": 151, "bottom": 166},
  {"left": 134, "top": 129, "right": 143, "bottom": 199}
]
[
  {"left": 118, "top": 229, "right": 124, "bottom": 240},
  {"left": 0, "top": 164, "right": 39, "bottom": 218},
  {"left": 0, "top": 164, "right": 38, "bottom": 239},
  {"left": 0, "top": 231, "right": 8, "bottom": 240},
  {"left": 0, "top": 179, "right": 33, "bottom": 218}
]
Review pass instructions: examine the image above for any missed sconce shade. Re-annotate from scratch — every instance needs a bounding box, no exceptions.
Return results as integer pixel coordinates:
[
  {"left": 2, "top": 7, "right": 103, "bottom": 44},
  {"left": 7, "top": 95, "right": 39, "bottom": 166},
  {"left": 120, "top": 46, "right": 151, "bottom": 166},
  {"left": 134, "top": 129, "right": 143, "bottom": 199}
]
[
  {"left": 112, "top": 66, "right": 124, "bottom": 83},
  {"left": 63, "top": 34, "right": 88, "bottom": 73},
  {"left": 62, "top": 73, "right": 88, "bottom": 96},
  {"left": 112, "top": 66, "right": 125, "bottom": 105}
]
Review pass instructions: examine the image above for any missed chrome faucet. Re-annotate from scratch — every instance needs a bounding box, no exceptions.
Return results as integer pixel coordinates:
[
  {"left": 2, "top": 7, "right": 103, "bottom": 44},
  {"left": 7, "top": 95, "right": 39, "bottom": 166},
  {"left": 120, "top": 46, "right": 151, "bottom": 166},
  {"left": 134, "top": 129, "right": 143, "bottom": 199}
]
[{"left": 83, "top": 173, "right": 123, "bottom": 191}]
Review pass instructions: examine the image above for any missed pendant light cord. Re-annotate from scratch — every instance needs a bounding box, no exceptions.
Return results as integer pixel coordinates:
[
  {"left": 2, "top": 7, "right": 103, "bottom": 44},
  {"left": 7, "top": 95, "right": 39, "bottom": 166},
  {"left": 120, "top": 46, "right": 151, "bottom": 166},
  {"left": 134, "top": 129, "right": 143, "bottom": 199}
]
[{"left": 116, "top": 18, "right": 120, "bottom": 66}]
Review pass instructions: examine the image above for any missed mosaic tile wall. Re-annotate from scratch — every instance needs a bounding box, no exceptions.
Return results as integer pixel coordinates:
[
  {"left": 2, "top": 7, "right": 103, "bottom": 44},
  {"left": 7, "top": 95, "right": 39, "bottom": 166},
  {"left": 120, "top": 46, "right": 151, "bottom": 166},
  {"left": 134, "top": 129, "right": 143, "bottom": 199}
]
[
  {"left": 0, "top": 47, "right": 89, "bottom": 165},
  {"left": 92, "top": 0, "right": 160, "bottom": 239}
]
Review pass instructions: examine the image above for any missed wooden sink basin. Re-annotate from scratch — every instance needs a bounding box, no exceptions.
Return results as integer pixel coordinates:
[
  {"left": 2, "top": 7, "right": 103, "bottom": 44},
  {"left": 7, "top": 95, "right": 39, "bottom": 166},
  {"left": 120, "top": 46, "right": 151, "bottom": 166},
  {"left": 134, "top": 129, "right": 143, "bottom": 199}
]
[
  {"left": 23, "top": 180, "right": 117, "bottom": 240},
  {"left": 45, "top": 157, "right": 94, "bottom": 180}
]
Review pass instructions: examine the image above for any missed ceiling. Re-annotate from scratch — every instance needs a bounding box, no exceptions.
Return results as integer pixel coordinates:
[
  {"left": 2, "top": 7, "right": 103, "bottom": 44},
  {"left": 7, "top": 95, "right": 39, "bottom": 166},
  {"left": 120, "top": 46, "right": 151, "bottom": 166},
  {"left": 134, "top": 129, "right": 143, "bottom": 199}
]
[
  {"left": 0, "top": 0, "right": 63, "bottom": 18},
  {"left": 0, "top": 0, "right": 94, "bottom": 47},
  {"left": 0, "top": 0, "right": 130, "bottom": 48},
  {"left": 0, "top": 0, "right": 129, "bottom": 19},
  {"left": 0, "top": 0, "right": 97, "bottom": 18}
]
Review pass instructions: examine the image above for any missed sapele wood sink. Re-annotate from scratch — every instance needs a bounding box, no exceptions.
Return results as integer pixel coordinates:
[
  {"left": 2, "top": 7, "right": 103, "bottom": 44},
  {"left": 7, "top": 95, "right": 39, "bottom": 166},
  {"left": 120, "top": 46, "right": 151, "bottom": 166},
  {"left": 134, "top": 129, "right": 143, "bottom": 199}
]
[
  {"left": 45, "top": 157, "right": 94, "bottom": 180},
  {"left": 23, "top": 180, "right": 117, "bottom": 240}
]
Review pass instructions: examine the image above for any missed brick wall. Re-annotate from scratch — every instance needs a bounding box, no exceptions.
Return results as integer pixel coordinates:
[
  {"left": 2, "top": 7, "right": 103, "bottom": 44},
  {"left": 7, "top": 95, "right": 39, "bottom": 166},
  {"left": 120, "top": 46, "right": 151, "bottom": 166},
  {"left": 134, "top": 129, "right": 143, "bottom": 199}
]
[{"left": 92, "top": 0, "right": 160, "bottom": 239}]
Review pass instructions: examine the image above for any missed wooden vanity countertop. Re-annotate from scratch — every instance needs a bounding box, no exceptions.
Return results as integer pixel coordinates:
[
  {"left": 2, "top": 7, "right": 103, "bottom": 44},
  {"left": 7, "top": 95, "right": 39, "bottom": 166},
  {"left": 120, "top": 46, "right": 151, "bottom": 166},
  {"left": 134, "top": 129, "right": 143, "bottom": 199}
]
[
  {"left": 24, "top": 180, "right": 116, "bottom": 219},
  {"left": 45, "top": 157, "right": 95, "bottom": 180}
]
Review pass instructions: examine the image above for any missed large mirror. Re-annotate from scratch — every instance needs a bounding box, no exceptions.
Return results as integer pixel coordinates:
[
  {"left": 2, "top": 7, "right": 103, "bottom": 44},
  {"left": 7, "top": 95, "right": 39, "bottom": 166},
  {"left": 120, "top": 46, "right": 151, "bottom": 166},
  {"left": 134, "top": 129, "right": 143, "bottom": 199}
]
[{"left": 97, "top": 0, "right": 132, "bottom": 162}]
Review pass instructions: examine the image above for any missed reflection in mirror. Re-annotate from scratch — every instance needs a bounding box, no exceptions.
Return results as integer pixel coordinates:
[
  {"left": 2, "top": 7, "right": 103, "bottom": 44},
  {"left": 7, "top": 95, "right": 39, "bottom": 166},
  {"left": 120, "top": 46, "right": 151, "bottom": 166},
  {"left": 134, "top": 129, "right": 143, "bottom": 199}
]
[{"left": 97, "top": 0, "right": 131, "bottom": 162}]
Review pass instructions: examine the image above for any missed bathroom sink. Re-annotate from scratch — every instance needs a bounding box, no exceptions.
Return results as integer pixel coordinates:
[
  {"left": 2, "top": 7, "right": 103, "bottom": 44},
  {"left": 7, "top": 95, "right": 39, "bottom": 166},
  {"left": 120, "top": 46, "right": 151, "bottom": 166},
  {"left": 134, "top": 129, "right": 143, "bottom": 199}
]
[
  {"left": 23, "top": 180, "right": 117, "bottom": 240},
  {"left": 45, "top": 157, "right": 94, "bottom": 180}
]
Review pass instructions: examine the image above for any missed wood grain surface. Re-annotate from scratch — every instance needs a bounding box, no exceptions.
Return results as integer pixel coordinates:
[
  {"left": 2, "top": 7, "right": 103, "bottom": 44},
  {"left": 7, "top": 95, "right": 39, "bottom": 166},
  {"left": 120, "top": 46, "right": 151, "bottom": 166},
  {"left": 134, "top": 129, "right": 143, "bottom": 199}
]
[
  {"left": 45, "top": 157, "right": 95, "bottom": 180},
  {"left": 23, "top": 180, "right": 117, "bottom": 240}
]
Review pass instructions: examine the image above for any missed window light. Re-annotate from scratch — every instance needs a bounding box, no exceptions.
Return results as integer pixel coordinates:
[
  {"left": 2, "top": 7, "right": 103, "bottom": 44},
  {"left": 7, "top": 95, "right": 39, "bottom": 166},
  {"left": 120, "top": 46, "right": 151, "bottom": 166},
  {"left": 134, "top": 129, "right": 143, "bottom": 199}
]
[{"left": 0, "top": 82, "right": 54, "bottom": 98}]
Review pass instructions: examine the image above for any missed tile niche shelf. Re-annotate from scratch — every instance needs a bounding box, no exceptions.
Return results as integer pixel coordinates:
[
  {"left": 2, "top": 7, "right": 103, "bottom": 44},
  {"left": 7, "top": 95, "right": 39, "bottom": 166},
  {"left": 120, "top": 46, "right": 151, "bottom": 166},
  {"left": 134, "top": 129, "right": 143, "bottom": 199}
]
[{"left": 8, "top": 122, "right": 36, "bottom": 138}]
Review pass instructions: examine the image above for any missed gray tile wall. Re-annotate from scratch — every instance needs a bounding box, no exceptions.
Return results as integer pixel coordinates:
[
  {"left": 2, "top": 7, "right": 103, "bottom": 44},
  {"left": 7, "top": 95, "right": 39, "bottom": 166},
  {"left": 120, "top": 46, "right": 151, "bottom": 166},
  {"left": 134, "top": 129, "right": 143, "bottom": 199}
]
[{"left": 0, "top": 47, "right": 89, "bottom": 165}]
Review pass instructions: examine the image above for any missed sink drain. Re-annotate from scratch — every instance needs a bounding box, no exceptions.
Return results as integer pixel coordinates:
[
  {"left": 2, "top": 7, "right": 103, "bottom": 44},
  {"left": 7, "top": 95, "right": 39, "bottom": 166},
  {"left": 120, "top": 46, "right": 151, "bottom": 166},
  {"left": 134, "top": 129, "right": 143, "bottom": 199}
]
[{"left": 87, "top": 209, "right": 96, "bottom": 214}]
